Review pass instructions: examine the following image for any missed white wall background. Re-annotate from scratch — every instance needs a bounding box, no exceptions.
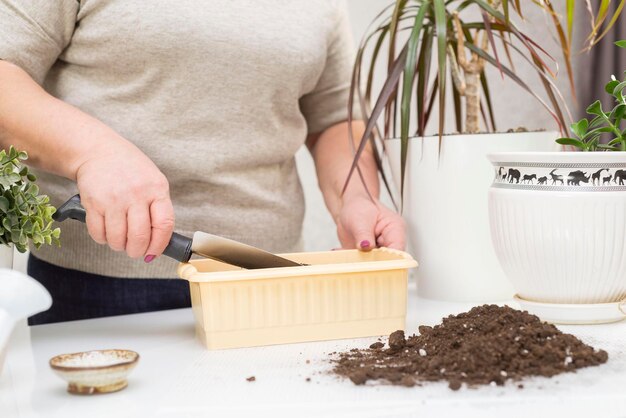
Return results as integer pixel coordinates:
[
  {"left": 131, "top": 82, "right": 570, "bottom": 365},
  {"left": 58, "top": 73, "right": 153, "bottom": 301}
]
[{"left": 299, "top": 0, "right": 584, "bottom": 252}]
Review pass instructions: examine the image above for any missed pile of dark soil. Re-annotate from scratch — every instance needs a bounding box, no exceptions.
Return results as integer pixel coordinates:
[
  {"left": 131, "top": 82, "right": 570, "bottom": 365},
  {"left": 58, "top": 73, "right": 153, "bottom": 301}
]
[{"left": 332, "top": 305, "right": 608, "bottom": 390}]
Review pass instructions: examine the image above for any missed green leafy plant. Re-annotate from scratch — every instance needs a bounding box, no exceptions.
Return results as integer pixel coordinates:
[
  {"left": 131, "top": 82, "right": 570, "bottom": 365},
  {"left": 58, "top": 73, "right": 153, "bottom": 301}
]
[
  {"left": 556, "top": 40, "right": 626, "bottom": 152},
  {"left": 344, "top": 0, "right": 624, "bottom": 199},
  {"left": 0, "top": 146, "right": 60, "bottom": 252}
]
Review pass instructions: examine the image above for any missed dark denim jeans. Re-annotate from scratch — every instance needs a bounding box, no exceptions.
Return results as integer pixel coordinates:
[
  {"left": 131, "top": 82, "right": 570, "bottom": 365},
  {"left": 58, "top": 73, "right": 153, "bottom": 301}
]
[{"left": 27, "top": 255, "right": 191, "bottom": 325}]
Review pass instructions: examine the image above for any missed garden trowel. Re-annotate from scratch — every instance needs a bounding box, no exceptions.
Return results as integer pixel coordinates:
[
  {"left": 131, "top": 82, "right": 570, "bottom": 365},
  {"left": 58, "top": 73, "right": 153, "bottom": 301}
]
[{"left": 53, "top": 195, "right": 304, "bottom": 269}]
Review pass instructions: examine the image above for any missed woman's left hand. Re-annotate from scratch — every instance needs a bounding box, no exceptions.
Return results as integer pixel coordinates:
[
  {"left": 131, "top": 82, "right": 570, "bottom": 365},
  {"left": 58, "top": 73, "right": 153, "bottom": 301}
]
[
  {"left": 336, "top": 195, "right": 406, "bottom": 251},
  {"left": 307, "top": 120, "right": 405, "bottom": 252}
]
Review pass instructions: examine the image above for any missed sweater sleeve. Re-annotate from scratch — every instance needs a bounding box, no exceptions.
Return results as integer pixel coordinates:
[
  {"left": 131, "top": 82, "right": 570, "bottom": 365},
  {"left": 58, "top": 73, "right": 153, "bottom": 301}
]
[
  {"left": 0, "top": 0, "right": 79, "bottom": 84},
  {"left": 299, "top": 1, "right": 356, "bottom": 134}
]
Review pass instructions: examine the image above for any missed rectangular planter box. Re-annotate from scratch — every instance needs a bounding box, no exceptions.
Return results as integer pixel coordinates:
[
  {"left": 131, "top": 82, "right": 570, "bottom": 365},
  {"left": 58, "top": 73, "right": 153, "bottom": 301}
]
[{"left": 177, "top": 248, "right": 417, "bottom": 350}]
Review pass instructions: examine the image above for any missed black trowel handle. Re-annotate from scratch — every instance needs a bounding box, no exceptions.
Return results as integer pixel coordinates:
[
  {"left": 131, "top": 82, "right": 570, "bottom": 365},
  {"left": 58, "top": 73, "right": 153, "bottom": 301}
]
[
  {"left": 163, "top": 233, "right": 193, "bottom": 263},
  {"left": 53, "top": 194, "right": 193, "bottom": 263},
  {"left": 53, "top": 194, "right": 86, "bottom": 222}
]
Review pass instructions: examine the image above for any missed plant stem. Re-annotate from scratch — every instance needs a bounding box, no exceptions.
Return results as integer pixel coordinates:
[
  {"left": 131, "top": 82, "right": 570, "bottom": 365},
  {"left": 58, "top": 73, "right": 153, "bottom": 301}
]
[
  {"left": 465, "top": 72, "right": 481, "bottom": 133},
  {"left": 452, "top": 12, "right": 487, "bottom": 133}
]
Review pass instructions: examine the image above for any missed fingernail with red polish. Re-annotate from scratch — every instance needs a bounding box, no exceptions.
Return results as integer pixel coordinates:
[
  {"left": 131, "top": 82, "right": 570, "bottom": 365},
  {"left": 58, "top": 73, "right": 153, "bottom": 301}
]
[
  {"left": 360, "top": 240, "right": 371, "bottom": 249},
  {"left": 144, "top": 255, "right": 156, "bottom": 263}
]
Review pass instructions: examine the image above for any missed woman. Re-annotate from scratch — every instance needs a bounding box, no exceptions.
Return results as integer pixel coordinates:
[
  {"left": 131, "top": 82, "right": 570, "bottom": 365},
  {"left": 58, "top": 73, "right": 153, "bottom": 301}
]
[{"left": 0, "top": 0, "right": 405, "bottom": 324}]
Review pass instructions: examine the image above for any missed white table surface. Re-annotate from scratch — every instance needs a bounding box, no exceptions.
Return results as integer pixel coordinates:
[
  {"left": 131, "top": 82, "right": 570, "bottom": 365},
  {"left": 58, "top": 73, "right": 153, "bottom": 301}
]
[{"left": 2, "top": 282, "right": 626, "bottom": 418}]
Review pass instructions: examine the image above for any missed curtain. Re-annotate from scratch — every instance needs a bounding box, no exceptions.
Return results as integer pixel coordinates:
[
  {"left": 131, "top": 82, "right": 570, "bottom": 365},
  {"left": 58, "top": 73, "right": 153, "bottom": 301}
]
[{"left": 576, "top": 4, "right": 626, "bottom": 121}]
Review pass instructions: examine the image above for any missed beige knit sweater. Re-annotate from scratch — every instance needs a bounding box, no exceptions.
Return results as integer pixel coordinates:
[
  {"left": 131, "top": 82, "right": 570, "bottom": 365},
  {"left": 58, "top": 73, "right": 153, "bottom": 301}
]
[{"left": 0, "top": 0, "right": 354, "bottom": 277}]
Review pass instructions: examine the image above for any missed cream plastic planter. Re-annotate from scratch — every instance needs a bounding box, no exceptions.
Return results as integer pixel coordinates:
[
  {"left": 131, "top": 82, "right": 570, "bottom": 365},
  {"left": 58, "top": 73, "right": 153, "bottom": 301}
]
[
  {"left": 177, "top": 248, "right": 417, "bottom": 350},
  {"left": 385, "top": 131, "right": 559, "bottom": 302}
]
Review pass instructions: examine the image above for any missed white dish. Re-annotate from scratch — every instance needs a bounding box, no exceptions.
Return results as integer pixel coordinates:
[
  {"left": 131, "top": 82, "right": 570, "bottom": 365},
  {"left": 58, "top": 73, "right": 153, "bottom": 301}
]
[{"left": 514, "top": 295, "right": 626, "bottom": 325}]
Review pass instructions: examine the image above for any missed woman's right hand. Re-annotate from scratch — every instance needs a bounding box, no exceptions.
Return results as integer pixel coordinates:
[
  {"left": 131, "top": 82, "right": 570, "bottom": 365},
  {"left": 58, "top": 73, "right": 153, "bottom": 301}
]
[
  {"left": 75, "top": 142, "right": 174, "bottom": 262},
  {"left": 0, "top": 61, "right": 174, "bottom": 261}
]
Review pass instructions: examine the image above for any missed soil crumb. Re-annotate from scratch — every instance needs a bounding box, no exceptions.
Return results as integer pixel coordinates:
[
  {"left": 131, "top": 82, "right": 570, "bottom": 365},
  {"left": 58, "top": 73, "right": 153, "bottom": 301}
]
[
  {"left": 332, "top": 305, "right": 607, "bottom": 390},
  {"left": 246, "top": 376, "right": 256, "bottom": 382}
]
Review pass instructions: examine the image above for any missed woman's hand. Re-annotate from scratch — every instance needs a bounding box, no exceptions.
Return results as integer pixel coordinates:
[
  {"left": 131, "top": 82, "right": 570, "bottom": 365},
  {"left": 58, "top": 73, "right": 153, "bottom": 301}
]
[
  {"left": 0, "top": 62, "right": 174, "bottom": 261},
  {"left": 76, "top": 143, "right": 174, "bottom": 262},
  {"left": 336, "top": 195, "right": 405, "bottom": 251},
  {"left": 307, "top": 120, "right": 406, "bottom": 252}
]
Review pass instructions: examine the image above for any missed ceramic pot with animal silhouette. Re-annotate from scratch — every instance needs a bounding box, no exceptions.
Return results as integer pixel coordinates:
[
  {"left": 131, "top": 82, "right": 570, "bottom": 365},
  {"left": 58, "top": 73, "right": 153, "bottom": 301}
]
[
  {"left": 385, "top": 131, "right": 558, "bottom": 302},
  {"left": 488, "top": 152, "right": 626, "bottom": 312}
]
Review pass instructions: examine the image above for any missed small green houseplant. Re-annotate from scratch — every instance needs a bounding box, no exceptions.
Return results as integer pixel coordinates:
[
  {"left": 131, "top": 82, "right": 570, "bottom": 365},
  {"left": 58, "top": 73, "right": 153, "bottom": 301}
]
[
  {"left": 556, "top": 40, "right": 626, "bottom": 152},
  {"left": 0, "top": 146, "right": 60, "bottom": 253}
]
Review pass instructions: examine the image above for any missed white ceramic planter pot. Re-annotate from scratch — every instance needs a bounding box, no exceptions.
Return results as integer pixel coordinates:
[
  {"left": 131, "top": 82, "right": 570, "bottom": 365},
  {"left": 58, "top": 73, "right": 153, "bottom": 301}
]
[
  {"left": 0, "top": 245, "right": 13, "bottom": 270},
  {"left": 488, "top": 152, "right": 626, "bottom": 307},
  {"left": 0, "top": 269, "right": 52, "bottom": 374},
  {"left": 385, "top": 131, "right": 559, "bottom": 301},
  {"left": 0, "top": 245, "right": 14, "bottom": 371}
]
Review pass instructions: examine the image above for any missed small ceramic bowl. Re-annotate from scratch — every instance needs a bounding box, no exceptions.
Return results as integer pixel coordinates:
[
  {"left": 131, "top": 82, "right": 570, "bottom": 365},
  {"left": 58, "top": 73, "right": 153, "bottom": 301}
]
[{"left": 49, "top": 349, "right": 139, "bottom": 394}]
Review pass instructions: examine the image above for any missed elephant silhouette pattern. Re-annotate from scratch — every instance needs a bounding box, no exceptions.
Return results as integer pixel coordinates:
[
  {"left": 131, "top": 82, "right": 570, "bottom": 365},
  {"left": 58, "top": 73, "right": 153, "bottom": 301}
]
[
  {"left": 521, "top": 174, "right": 537, "bottom": 184},
  {"left": 567, "top": 170, "right": 591, "bottom": 185},
  {"left": 537, "top": 176, "right": 547, "bottom": 185},
  {"left": 507, "top": 168, "right": 521, "bottom": 184}
]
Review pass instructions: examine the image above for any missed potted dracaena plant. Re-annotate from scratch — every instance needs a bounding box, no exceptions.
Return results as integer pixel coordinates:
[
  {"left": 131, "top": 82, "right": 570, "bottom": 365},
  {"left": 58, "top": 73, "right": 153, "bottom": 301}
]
[
  {"left": 487, "top": 40, "right": 626, "bottom": 324},
  {"left": 344, "top": 0, "right": 623, "bottom": 302},
  {"left": 0, "top": 146, "right": 60, "bottom": 268}
]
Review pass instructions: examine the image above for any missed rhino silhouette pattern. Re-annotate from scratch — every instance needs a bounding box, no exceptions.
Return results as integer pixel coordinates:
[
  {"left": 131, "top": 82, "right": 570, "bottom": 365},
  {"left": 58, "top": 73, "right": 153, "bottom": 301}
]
[
  {"left": 521, "top": 174, "right": 536, "bottom": 184},
  {"left": 567, "top": 170, "right": 591, "bottom": 186}
]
